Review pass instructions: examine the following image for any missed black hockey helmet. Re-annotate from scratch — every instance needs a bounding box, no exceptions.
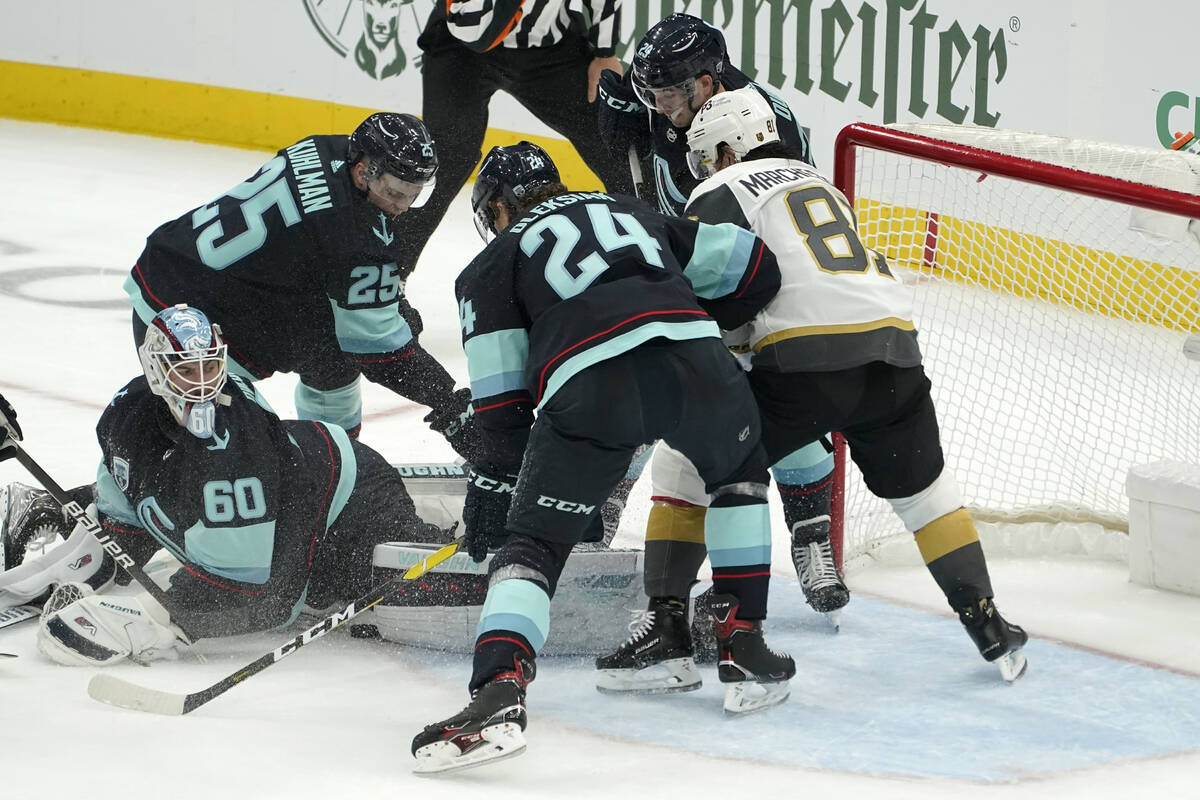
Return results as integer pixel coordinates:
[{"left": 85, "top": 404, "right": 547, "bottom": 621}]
[
  {"left": 631, "top": 14, "right": 726, "bottom": 94},
  {"left": 348, "top": 112, "right": 438, "bottom": 196},
  {"left": 470, "top": 141, "right": 561, "bottom": 241}
]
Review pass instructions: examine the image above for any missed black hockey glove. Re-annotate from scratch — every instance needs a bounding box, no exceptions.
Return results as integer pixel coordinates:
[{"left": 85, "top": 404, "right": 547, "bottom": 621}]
[
  {"left": 423, "top": 388, "right": 485, "bottom": 464},
  {"left": 462, "top": 467, "right": 518, "bottom": 562},
  {"left": 0, "top": 392, "right": 21, "bottom": 462},
  {"left": 596, "top": 69, "right": 649, "bottom": 162}
]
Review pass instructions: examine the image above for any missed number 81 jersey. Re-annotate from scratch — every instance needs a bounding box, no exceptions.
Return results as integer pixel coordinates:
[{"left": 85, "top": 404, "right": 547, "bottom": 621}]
[{"left": 685, "top": 158, "right": 921, "bottom": 374}]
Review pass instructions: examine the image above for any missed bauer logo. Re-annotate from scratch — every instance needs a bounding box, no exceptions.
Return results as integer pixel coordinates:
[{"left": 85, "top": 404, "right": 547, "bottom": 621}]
[
  {"left": 1154, "top": 91, "right": 1200, "bottom": 152},
  {"left": 303, "top": 0, "right": 427, "bottom": 81}
]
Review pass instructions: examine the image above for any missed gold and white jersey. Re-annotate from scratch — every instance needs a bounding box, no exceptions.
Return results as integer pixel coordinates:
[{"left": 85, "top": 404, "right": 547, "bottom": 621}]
[{"left": 686, "top": 157, "right": 921, "bottom": 372}]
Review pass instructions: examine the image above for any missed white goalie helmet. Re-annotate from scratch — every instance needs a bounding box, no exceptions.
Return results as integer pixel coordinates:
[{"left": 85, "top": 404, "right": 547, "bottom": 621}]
[
  {"left": 685, "top": 87, "right": 781, "bottom": 180},
  {"left": 137, "top": 304, "right": 228, "bottom": 439}
]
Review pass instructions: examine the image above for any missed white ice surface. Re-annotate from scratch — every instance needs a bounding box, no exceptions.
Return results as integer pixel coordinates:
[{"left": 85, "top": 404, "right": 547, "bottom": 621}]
[{"left": 1, "top": 120, "right": 1199, "bottom": 799}]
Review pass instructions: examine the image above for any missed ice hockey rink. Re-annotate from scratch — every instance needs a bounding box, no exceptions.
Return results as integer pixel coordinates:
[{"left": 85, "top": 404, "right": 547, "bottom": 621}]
[{"left": 1, "top": 119, "right": 1199, "bottom": 799}]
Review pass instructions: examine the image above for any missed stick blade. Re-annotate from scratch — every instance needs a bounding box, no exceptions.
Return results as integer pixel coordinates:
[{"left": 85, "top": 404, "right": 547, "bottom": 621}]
[{"left": 88, "top": 674, "right": 187, "bottom": 716}]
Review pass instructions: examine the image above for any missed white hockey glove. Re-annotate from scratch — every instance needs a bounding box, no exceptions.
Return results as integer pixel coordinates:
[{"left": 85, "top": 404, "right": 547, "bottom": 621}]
[
  {"left": 0, "top": 503, "right": 114, "bottom": 609},
  {"left": 37, "top": 582, "right": 186, "bottom": 667}
]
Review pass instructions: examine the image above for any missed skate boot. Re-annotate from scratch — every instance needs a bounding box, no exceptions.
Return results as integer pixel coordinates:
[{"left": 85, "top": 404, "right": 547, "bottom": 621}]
[
  {"left": 709, "top": 594, "right": 795, "bottom": 715},
  {"left": 412, "top": 655, "right": 533, "bottom": 775},
  {"left": 958, "top": 597, "right": 1028, "bottom": 682},
  {"left": 1, "top": 483, "right": 71, "bottom": 571},
  {"left": 595, "top": 597, "right": 701, "bottom": 693},
  {"left": 791, "top": 515, "right": 849, "bottom": 629}
]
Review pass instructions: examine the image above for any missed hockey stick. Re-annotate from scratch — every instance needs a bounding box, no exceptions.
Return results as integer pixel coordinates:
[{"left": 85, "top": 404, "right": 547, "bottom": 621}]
[
  {"left": 87, "top": 534, "right": 461, "bottom": 716},
  {"left": 628, "top": 143, "right": 646, "bottom": 200},
  {"left": 4, "top": 440, "right": 196, "bottom": 642},
  {"left": 0, "top": 604, "right": 39, "bottom": 630}
]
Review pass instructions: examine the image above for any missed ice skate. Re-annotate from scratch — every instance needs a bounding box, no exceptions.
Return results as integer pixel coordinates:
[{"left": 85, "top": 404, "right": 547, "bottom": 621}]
[
  {"left": 791, "top": 515, "right": 849, "bottom": 629},
  {"left": 958, "top": 597, "right": 1029, "bottom": 682},
  {"left": 595, "top": 597, "right": 701, "bottom": 694},
  {"left": 1, "top": 483, "right": 71, "bottom": 571},
  {"left": 412, "top": 656, "right": 532, "bottom": 775},
  {"left": 709, "top": 593, "right": 795, "bottom": 715}
]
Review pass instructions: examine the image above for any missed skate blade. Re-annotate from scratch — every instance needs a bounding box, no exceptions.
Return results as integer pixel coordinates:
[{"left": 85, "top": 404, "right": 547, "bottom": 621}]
[
  {"left": 996, "top": 648, "right": 1028, "bottom": 683},
  {"left": 595, "top": 657, "right": 702, "bottom": 695},
  {"left": 823, "top": 608, "right": 842, "bottom": 632},
  {"left": 412, "top": 722, "right": 527, "bottom": 776},
  {"left": 723, "top": 680, "right": 791, "bottom": 716}
]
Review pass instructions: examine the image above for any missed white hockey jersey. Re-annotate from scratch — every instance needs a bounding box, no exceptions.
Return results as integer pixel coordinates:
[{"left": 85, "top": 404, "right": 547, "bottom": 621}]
[{"left": 686, "top": 157, "right": 921, "bottom": 372}]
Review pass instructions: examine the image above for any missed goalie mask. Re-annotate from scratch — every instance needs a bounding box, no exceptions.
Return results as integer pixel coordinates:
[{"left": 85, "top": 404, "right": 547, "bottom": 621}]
[
  {"left": 685, "top": 88, "right": 780, "bottom": 180},
  {"left": 138, "top": 305, "right": 229, "bottom": 439}
]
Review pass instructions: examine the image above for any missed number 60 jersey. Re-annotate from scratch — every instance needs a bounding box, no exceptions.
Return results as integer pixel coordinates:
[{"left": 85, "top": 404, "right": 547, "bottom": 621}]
[{"left": 686, "top": 158, "right": 921, "bottom": 374}]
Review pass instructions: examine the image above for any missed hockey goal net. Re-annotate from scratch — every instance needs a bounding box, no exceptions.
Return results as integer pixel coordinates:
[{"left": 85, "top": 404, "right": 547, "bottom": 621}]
[{"left": 831, "top": 123, "right": 1200, "bottom": 566}]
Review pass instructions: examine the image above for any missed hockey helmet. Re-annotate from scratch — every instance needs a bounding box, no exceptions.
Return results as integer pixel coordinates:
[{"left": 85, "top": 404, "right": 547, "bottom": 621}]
[
  {"left": 138, "top": 304, "right": 228, "bottom": 439},
  {"left": 470, "top": 141, "right": 561, "bottom": 241},
  {"left": 631, "top": 14, "right": 727, "bottom": 123},
  {"left": 348, "top": 112, "right": 438, "bottom": 208},
  {"left": 686, "top": 88, "right": 780, "bottom": 179}
]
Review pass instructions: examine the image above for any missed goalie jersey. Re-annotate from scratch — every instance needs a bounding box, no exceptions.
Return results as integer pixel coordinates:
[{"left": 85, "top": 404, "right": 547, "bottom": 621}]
[
  {"left": 124, "top": 134, "right": 419, "bottom": 376},
  {"left": 92, "top": 375, "right": 356, "bottom": 638},
  {"left": 685, "top": 158, "right": 921, "bottom": 373},
  {"left": 456, "top": 191, "right": 780, "bottom": 474}
]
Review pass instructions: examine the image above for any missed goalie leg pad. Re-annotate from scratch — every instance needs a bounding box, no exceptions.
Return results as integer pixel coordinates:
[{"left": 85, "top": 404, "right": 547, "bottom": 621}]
[{"left": 37, "top": 583, "right": 185, "bottom": 667}]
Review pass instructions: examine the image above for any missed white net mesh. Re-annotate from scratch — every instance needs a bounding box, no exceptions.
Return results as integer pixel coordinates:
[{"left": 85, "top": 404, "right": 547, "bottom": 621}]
[{"left": 839, "top": 124, "right": 1200, "bottom": 560}]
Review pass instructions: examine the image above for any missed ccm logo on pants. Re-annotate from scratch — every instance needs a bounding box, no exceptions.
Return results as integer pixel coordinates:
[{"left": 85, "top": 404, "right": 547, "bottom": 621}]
[{"left": 536, "top": 495, "right": 595, "bottom": 514}]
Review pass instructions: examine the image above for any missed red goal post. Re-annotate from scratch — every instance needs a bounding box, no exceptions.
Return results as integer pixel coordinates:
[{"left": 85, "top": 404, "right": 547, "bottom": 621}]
[{"left": 829, "top": 123, "right": 1200, "bottom": 567}]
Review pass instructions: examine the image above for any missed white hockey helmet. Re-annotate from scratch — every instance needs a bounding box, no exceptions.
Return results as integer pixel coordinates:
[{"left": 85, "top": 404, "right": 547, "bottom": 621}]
[
  {"left": 138, "top": 304, "right": 228, "bottom": 438},
  {"left": 685, "top": 87, "right": 780, "bottom": 180}
]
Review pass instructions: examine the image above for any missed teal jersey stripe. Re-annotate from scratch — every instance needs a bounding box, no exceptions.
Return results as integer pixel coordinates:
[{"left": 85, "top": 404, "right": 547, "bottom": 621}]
[
  {"left": 182, "top": 519, "right": 276, "bottom": 584},
  {"left": 477, "top": 577, "right": 551, "bottom": 652},
  {"left": 295, "top": 377, "right": 362, "bottom": 432},
  {"left": 683, "top": 224, "right": 756, "bottom": 300},
  {"left": 465, "top": 328, "right": 530, "bottom": 400},
  {"left": 538, "top": 319, "right": 719, "bottom": 409},
  {"left": 704, "top": 504, "right": 772, "bottom": 568},
  {"left": 124, "top": 274, "right": 156, "bottom": 325},
  {"left": 771, "top": 439, "right": 835, "bottom": 485},
  {"left": 328, "top": 299, "right": 413, "bottom": 354},
  {"left": 321, "top": 422, "right": 358, "bottom": 529},
  {"left": 95, "top": 463, "right": 139, "bottom": 526}
]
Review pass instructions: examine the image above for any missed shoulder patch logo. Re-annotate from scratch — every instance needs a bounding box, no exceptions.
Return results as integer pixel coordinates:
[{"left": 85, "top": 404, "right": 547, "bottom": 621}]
[{"left": 112, "top": 457, "right": 130, "bottom": 492}]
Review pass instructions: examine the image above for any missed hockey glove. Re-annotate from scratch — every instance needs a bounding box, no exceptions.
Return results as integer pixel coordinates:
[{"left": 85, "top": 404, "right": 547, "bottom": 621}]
[
  {"left": 0, "top": 392, "right": 21, "bottom": 461},
  {"left": 463, "top": 467, "right": 518, "bottom": 562},
  {"left": 597, "top": 69, "right": 649, "bottom": 162},
  {"left": 424, "top": 388, "right": 485, "bottom": 464}
]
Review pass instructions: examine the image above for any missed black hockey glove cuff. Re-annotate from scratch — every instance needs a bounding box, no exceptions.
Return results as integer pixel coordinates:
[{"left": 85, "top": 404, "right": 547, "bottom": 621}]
[
  {"left": 423, "top": 387, "right": 485, "bottom": 464},
  {"left": 463, "top": 468, "right": 518, "bottom": 562},
  {"left": 597, "top": 69, "right": 649, "bottom": 161}
]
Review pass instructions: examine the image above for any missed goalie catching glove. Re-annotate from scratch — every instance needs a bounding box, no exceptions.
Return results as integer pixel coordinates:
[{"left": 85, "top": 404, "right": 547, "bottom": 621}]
[
  {"left": 38, "top": 582, "right": 186, "bottom": 667},
  {"left": 462, "top": 467, "right": 518, "bottom": 562}
]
